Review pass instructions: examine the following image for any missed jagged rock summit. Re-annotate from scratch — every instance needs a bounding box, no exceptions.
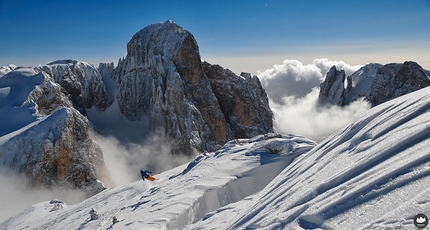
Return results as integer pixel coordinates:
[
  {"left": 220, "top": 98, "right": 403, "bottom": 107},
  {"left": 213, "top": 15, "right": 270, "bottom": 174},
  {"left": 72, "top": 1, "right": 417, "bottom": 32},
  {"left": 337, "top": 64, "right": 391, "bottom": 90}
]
[
  {"left": 318, "top": 61, "right": 430, "bottom": 107},
  {"left": 101, "top": 20, "right": 273, "bottom": 154}
]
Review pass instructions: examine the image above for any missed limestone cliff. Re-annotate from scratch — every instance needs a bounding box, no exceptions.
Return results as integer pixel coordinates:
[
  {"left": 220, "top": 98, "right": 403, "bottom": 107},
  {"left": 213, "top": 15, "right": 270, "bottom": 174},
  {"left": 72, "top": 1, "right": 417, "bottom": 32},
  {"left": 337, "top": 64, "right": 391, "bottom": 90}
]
[{"left": 202, "top": 62, "right": 273, "bottom": 138}]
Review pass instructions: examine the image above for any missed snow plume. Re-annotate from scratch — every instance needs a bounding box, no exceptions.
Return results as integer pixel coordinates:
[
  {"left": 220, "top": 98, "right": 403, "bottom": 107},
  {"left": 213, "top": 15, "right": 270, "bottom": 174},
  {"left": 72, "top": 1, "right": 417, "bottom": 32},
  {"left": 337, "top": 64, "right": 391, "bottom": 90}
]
[
  {"left": 259, "top": 59, "right": 368, "bottom": 142},
  {"left": 91, "top": 131, "right": 192, "bottom": 187},
  {"left": 0, "top": 168, "right": 86, "bottom": 222}
]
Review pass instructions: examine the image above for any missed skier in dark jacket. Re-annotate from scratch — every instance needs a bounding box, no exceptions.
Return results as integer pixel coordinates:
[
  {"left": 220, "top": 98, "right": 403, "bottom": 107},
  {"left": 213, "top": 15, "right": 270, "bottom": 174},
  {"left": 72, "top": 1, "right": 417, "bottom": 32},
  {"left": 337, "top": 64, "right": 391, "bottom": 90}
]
[{"left": 140, "top": 170, "right": 156, "bottom": 181}]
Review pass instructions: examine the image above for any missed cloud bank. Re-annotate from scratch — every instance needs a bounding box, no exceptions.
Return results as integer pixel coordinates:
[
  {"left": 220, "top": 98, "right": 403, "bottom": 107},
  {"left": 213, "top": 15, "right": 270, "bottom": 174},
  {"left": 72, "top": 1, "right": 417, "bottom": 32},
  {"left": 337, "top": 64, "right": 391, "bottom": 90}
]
[
  {"left": 259, "top": 58, "right": 361, "bottom": 104},
  {"left": 258, "top": 58, "right": 369, "bottom": 142}
]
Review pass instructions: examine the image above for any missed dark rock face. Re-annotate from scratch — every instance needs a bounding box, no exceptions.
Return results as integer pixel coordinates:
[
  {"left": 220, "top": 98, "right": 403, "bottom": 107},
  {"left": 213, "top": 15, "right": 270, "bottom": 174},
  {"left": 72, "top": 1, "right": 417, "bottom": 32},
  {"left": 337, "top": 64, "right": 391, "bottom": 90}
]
[
  {"left": 202, "top": 62, "right": 273, "bottom": 138},
  {"left": 318, "top": 61, "right": 430, "bottom": 107},
  {"left": 318, "top": 66, "right": 346, "bottom": 106},
  {"left": 366, "top": 61, "right": 430, "bottom": 106}
]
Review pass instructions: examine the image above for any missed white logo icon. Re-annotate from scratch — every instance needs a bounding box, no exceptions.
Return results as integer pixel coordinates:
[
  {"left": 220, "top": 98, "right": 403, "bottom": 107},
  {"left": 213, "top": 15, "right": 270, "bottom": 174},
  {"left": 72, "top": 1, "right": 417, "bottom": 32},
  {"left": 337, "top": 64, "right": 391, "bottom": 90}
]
[{"left": 417, "top": 216, "right": 427, "bottom": 224}]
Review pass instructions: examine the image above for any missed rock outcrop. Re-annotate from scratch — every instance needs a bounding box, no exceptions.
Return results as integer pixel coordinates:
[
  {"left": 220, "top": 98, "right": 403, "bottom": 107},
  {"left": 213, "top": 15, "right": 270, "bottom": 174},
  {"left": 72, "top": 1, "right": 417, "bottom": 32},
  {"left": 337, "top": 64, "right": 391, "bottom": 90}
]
[
  {"left": 318, "top": 61, "right": 430, "bottom": 107},
  {"left": 318, "top": 66, "right": 346, "bottom": 106},
  {"left": 366, "top": 61, "right": 430, "bottom": 106},
  {"left": 102, "top": 20, "right": 273, "bottom": 154}
]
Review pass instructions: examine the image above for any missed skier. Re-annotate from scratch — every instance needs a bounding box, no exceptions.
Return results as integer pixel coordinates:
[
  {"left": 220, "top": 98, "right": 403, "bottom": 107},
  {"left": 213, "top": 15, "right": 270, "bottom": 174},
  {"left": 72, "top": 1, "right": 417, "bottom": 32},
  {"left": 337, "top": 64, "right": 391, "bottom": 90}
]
[{"left": 140, "top": 170, "right": 156, "bottom": 181}]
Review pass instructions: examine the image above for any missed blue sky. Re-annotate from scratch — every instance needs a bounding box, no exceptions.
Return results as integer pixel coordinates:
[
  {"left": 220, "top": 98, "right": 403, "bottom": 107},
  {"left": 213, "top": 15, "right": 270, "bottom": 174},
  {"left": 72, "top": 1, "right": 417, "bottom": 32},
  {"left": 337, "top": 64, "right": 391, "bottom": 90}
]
[{"left": 1, "top": 0, "right": 429, "bottom": 74}]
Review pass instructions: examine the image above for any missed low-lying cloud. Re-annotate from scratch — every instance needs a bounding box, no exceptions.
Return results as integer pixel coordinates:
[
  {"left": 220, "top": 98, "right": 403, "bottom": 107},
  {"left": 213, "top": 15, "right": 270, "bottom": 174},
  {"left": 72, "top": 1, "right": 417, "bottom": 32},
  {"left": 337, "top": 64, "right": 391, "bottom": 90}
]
[
  {"left": 258, "top": 58, "right": 370, "bottom": 142},
  {"left": 269, "top": 89, "right": 371, "bottom": 142}
]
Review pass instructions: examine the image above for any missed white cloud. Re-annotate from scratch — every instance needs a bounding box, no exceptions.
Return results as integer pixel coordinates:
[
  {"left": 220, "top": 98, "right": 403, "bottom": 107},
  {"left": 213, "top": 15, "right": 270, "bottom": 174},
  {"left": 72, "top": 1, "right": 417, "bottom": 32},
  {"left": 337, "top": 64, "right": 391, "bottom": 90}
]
[{"left": 259, "top": 58, "right": 369, "bottom": 142}]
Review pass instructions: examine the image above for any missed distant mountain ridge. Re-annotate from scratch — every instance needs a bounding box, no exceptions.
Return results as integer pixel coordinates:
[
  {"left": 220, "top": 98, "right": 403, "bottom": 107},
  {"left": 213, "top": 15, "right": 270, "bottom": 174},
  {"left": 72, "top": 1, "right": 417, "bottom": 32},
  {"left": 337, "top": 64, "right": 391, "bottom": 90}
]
[{"left": 318, "top": 61, "right": 430, "bottom": 107}]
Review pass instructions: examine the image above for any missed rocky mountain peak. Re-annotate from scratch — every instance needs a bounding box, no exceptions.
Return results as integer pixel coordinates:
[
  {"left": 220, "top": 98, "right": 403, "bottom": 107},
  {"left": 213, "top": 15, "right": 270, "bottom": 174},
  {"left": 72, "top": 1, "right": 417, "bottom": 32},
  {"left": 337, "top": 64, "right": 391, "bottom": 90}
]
[
  {"left": 202, "top": 62, "right": 273, "bottom": 138},
  {"left": 105, "top": 20, "right": 273, "bottom": 154}
]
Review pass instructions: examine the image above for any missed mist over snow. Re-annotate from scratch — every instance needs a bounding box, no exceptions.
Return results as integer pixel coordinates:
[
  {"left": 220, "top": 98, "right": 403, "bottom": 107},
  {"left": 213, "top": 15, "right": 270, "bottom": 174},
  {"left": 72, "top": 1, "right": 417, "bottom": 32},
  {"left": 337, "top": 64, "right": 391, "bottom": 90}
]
[
  {"left": 0, "top": 168, "right": 87, "bottom": 222},
  {"left": 258, "top": 58, "right": 369, "bottom": 142},
  {"left": 86, "top": 82, "right": 193, "bottom": 187},
  {"left": 90, "top": 131, "right": 193, "bottom": 187}
]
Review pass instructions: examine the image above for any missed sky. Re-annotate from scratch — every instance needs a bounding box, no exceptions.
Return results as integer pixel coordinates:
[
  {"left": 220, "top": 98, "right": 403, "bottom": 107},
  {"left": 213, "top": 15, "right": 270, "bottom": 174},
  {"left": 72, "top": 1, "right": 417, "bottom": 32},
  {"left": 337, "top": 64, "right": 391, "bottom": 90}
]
[{"left": 0, "top": 0, "right": 429, "bottom": 74}]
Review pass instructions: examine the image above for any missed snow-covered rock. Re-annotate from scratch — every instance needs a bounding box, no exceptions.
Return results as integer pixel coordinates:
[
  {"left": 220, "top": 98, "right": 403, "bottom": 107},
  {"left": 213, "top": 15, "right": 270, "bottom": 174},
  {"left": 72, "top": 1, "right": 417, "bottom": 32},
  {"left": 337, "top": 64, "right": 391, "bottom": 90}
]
[
  {"left": 34, "top": 60, "right": 113, "bottom": 116},
  {"left": 0, "top": 68, "right": 108, "bottom": 196},
  {"left": 0, "top": 64, "right": 17, "bottom": 77},
  {"left": 344, "top": 62, "right": 382, "bottom": 104},
  {"left": 318, "top": 61, "right": 430, "bottom": 107}
]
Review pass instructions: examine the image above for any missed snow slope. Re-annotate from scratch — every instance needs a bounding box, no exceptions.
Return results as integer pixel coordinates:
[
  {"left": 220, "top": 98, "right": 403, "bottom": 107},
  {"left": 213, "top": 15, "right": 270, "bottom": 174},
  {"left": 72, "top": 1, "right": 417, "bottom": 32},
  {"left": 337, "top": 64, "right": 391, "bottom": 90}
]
[
  {"left": 0, "top": 134, "right": 315, "bottom": 230},
  {"left": 185, "top": 86, "right": 430, "bottom": 229},
  {"left": 0, "top": 67, "right": 44, "bottom": 136}
]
